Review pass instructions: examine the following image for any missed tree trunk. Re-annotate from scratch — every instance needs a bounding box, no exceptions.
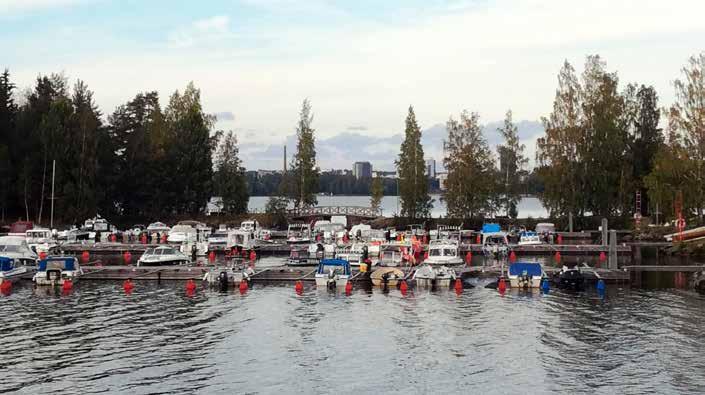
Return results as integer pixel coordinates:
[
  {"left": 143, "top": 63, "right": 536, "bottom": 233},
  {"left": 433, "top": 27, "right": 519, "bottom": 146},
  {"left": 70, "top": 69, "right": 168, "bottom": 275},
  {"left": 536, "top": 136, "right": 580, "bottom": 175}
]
[{"left": 38, "top": 155, "right": 47, "bottom": 224}]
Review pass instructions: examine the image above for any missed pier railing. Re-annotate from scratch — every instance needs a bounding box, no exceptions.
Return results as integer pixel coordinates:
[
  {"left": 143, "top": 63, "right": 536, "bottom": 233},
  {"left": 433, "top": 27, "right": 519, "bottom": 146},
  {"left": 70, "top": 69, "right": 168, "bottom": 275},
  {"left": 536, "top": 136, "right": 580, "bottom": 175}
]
[{"left": 286, "top": 206, "right": 382, "bottom": 219}]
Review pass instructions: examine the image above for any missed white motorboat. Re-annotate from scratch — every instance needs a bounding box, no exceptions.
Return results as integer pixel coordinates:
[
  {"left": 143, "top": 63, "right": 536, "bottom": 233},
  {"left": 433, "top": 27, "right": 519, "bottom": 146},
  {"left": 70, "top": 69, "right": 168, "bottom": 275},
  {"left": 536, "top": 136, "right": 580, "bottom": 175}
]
[
  {"left": 335, "top": 243, "right": 368, "bottom": 266},
  {"left": 412, "top": 264, "right": 456, "bottom": 288},
  {"left": 315, "top": 259, "right": 351, "bottom": 290},
  {"left": 425, "top": 239, "right": 463, "bottom": 265},
  {"left": 536, "top": 223, "right": 556, "bottom": 243},
  {"left": 370, "top": 267, "right": 405, "bottom": 287},
  {"left": 0, "top": 257, "right": 28, "bottom": 284},
  {"left": 287, "top": 223, "right": 312, "bottom": 244},
  {"left": 518, "top": 231, "right": 543, "bottom": 245},
  {"left": 83, "top": 215, "right": 110, "bottom": 232},
  {"left": 207, "top": 227, "right": 232, "bottom": 252},
  {"left": 287, "top": 243, "right": 334, "bottom": 266},
  {"left": 481, "top": 224, "right": 509, "bottom": 258},
  {"left": 25, "top": 228, "right": 56, "bottom": 254},
  {"left": 167, "top": 221, "right": 203, "bottom": 243},
  {"left": 239, "top": 219, "right": 260, "bottom": 234},
  {"left": 147, "top": 222, "right": 171, "bottom": 233},
  {"left": 0, "top": 236, "right": 38, "bottom": 265},
  {"left": 137, "top": 246, "right": 190, "bottom": 266},
  {"left": 313, "top": 221, "right": 346, "bottom": 244},
  {"left": 378, "top": 243, "right": 412, "bottom": 267},
  {"left": 507, "top": 262, "right": 544, "bottom": 288},
  {"left": 203, "top": 265, "right": 255, "bottom": 289},
  {"left": 33, "top": 256, "right": 82, "bottom": 286}
]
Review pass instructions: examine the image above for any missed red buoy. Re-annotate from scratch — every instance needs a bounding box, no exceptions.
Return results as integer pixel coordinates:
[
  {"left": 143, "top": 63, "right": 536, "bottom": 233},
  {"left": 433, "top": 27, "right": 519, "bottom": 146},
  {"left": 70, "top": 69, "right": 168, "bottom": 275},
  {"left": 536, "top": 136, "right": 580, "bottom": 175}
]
[
  {"left": 295, "top": 280, "right": 304, "bottom": 294},
  {"left": 62, "top": 280, "right": 73, "bottom": 292},
  {"left": 557, "top": 234, "right": 563, "bottom": 244},
  {"left": 110, "top": 234, "right": 117, "bottom": 243},
  {"left": 476, "top": 234, "right": 481, "bottom": 244},
  {"left": 81, "top": 251, "right": 90, "bottom": 263},
  {"left": 239, "top": 280, "right": 248, "bottom": 294},
  {"left": 498, "top": 277, "right": 506, "bottom": 293},
  {"left": 140, "top": 234, "right": 147, "bottom": 244},
  {"left": 599, "top": 251, "right": 606, "bottom": 262},
  {"left": 509, "top": 250, "right": 517, "bottom": 263},
  {"left": 454, "top": 278, "right": 463, "bottom": 293},
  {"left": 345, "top": 281, "right": 352, "bottom": 295},
  {"left": 249, "top": 250, "right": 257, "bottom": 262},
  {"left": 465, "top": 251, "right": 472, "bottom": 265},
  {"left": 123, "top": 251, "right": 132, "bottom": 265},
  {"left": 39, "top": 251, "right": 47, "bottom": 260},
  {"left": 123, "top": 279, "right": 134, "bottom": 293},
  {"left": 208, "top": 251, "right": 215, "bottom": 263},
  {"left": 161, "top": 234, "right": 167, "bottom": 244},
  {"left": 185, "top": 279, "right": 197, "bottom": 293},
  {"left": 554, "top": 251, "right": 561, "bottom": 264},
  {"left": 400, "top": 280, "right": 408, "bottom": 293},
  {"left": 0, "top": 280, "right": 12, "bottom": 295}
]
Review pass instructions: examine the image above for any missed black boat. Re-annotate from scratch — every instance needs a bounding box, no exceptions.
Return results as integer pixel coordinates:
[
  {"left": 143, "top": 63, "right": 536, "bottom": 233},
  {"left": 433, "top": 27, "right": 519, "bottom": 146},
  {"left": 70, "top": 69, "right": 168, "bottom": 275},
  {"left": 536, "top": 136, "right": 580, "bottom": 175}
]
[{"left": 557, "top": 265, "right": 585, "bottom": 290}]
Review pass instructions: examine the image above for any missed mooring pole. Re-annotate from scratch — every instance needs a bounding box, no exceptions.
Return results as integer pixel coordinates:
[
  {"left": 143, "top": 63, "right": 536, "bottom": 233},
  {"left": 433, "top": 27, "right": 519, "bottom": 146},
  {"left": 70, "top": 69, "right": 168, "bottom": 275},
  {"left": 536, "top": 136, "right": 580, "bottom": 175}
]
[
  {"left": 609, "top": 229, "right": 618, "bottom": 270},
  {"left": 601, "top": 218, "right": 608, "bottom": 246},
  {"left": 50, "top": 160, "right": 56, "bottom": 229},
  {"left": 568, "top": 212, "right": 573, "bottom": 233}
]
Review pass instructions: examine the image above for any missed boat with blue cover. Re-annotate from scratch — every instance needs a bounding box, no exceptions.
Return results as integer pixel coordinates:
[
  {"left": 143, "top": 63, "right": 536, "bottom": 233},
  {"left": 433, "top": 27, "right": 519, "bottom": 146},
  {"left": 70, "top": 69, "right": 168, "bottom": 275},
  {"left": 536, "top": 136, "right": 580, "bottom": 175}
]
[
  {"left": 518, "top": 231, "right": 542, "bottom": 245},
  {"left": 33, "top": 256, "right": 83, "bottom": 286},
  {"left": 507, "top": 262, "right": 544, "bottom": 288},
  {"left": 0, "top": 257, "right": 27, "bottom": 284},
  {"left": 481, "top": 223, "right": 509, "bottom": 258},
  {"left": 315, "top": 258, "right": 351, "bottom": 290}
]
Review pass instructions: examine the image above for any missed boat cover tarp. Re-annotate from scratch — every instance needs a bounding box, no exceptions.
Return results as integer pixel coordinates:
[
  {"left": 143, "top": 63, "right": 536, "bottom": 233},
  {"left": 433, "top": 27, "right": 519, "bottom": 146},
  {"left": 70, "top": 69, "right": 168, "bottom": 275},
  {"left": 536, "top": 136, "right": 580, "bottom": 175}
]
[
  {"left": 318, "top": 258, "right": 351, "bottom": 274},
  {"left": 520, "top": 231, "right": 538, "bottom": 237},
  {"left": 38, "top": 258, "right": 76, "bottom": 271},
  {"left": 482, "top": 223, "right": 501, "bottom": 233},
  {"left": 0, "top": 257, "right": 14, "bottom": 271},
  {"left": 509, "top": 263, "right": 542, "bottom": 277}
]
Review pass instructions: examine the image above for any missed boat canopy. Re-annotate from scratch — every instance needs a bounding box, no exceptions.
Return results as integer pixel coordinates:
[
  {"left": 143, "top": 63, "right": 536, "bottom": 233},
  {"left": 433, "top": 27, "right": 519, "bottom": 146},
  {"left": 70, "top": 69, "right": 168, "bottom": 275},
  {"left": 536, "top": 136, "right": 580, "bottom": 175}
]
[
  {"left": 317, "top": 259, "right": 351, "bottom": 275},
  {"left": 482, "top": 223, "right": 501, "bottom": 233},
  {"left": 0, "top": 257, "right": 15, "bottom": 271},
  {"left": 520, "top": 231, "right": 538, "bottom": 237},
  {"left": 38, "top": 257, "right": 77, "bottom": 271},
  {"left": 508, "top": 262, "right": 542, "bottom": 277}
]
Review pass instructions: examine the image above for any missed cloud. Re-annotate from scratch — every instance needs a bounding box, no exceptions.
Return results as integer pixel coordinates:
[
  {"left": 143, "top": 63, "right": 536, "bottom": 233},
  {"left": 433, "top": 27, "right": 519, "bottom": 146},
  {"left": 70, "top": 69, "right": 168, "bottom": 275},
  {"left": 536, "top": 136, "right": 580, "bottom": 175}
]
[
  {"left": 167, "top": 15, "right": 233, "bottom": 48},
  {"left": 346, "top": 125, "right": 368, "bottom": 131}
]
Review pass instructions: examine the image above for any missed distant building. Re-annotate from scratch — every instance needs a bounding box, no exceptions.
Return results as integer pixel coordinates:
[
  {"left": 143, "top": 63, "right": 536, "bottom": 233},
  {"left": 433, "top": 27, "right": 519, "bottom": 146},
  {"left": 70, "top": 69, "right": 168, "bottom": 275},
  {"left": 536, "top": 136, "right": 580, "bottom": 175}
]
[
  {"left": 372, "top": 170, "right": 397, "bottom": 179},
  {"left": 437, "top": 171, "right": 448, "bottom": 191},
  {"left": 426, "top": 158, "right": 436, "bottom": 178},
  {"left": 353, "top": 161, "right": 372, "bottom": 179}
]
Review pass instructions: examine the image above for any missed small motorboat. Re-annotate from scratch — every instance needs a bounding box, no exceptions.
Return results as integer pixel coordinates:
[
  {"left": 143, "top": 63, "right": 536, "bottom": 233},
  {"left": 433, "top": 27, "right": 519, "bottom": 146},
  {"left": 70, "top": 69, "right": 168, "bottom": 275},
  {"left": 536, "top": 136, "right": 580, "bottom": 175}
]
[
  {"left": 0, "top": 236, "right": 38, "bottom": 266},
  {"left": 203, "top": 265, "right": 255, "bottom": 290},
  {"left": 481, "top": 223, "right": 509, "bottom": 258},
  {"left": 335, "top": 243, "right": 368, "bottom": 266},
  {"left": 315, "top": 259, "right": 351, "bottom": 290},
  {"left": 370, "top": 267, "right": 405, "bottom": 287},
  {"left": 517, "top": 231, "right": 542, "bottom": 245},
  {"left": 33, "top": 256, "right": 82, "bottom": 286},
  {"left": 0, "top": 257, "right": 28, "bottom": 284},
  {"left": 137, "top": 246, "right": 190, "bottom": 266},
  {"left": 25, "top": 228, "right": 57, "bottom": 254},
  {"left": 287, "top": 223, "right": 312, "bottom": 244},
  {"left": 507, "top": 262, "right": 544, "bottom": 288},
  {"left": 425, "top": 239, "right": 463, "bottom": 265},
  {"left": 557, "top": 265, "right": 585, "bottom": 290},
  {"left": 412, "top": 264, "right": 456, "bottom": 288}
]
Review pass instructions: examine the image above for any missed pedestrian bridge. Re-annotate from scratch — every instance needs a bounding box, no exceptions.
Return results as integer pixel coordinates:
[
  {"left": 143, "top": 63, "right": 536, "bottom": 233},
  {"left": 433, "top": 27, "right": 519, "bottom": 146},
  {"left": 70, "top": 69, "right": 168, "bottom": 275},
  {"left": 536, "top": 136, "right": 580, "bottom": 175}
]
[{"left": 286, "top": 206, "right": 382, "bottom": 220}]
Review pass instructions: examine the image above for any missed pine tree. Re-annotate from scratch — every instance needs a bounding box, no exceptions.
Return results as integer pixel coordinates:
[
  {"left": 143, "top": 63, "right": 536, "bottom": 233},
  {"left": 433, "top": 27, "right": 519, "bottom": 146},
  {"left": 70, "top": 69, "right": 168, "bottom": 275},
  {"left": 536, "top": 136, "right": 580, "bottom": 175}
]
[
  {"left": 370, "top": 176, "right": 384, "bottom": 212},
  {"left": 213, "top": 131, "right": 249, "bottom": 214},
  {"left": 496, "top": 110, "right": 527, "bottom": 218},
  {"left": 396, "top": 106, "right": 431, "bottom": 219},
  {"left": 287, "top": 99, "right": 319, "bottom": 208},
  {"left": 443, "top": 110, "right": 495, "bottom": 218}
]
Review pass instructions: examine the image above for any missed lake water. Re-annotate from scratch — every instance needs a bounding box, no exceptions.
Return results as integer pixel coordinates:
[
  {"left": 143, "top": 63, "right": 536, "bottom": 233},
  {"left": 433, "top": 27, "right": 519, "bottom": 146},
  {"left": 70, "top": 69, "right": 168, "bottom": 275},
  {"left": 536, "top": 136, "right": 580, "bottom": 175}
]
[
  {"left": 248, "top": 195, "right": 549, "bottom": 218},
  {"left": 3, "top": 263, "right": 705, "bottom": 394}
]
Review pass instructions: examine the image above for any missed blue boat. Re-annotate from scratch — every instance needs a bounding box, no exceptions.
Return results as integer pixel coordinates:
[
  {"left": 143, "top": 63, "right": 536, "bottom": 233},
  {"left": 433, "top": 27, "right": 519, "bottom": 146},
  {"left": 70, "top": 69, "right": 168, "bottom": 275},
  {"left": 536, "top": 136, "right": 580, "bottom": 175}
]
[
  {"left": 315, "top": 259, "right": 351, "bottom": 289},
  {"left": 33, "top": 256, "right": 82, "bottom": 286},
  {"left": 508, "top": 262, "right": 544, "bottom": 288},
  {"left": 0, "top": 256, "right": 27, "bottom": 284}
]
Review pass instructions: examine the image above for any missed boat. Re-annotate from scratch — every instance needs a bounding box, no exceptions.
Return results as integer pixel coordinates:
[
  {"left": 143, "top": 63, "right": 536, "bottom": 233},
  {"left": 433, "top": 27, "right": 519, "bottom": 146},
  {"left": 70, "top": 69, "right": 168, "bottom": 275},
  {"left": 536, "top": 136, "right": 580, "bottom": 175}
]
[
  {"left": 536, "top": 223, "right": 556, "bottom": 243},
  {"left": 287, "top": 223, "right": 311, "bottom": 244},
  {"left": 425, "top": 239, "right": 463, "bottom": 265},
  {"left": 33, "top": 256, "right": 82, "bottom": 286},
  {"left": 315, "top": 258, "right": 351, "bottom": 290},
  {"left": 518, "top": 230, "right": 542, "bottom": 245},
  {"left": 481, "top": 223, "right": 509, "bottom": 258},
  {"left": 137, "top": 246, "right": 190, "bottom": 266},
  {"left": 167, "top": 221, "right": 204, "bottom": 243},
  {"left": 147, "top": 222, "right": 171, "bottom": 233},
  {"left": 431, "top": 225, "right": 462, "bottom": 241},
  {"left": 25, "top": 228, "right": 56, "bottom": 254},
  {"left": 8, "top": 221, "right": 33, "bottom": 237},
  {"left": 557, "top": 265, "right": 585, "bottom": 290},
  {"left": 335, "top": 243, "right": 368, "bottom": 266},
  {"left": 83, "top": 215, "right": 110, "bottom": 232},
  {"left": 57, "top": 227, "right": 90, "bottom": 242},
  {"left": 313, "top": 221, "right": 346, "bottom": 244},
  {"left": 406, "top": 224, "right": 427, "bottom": 240},
  {"left": 507, "top": 262, "right": 544, "bottom": 288},
  {"left": 412, "top": 264, "right": 456, "bottom": 288},
  {"left": 378, "top": 243, "right": 412, "bottom": 267},
  {"left": 207, "top": 226, "right": 234, "bottom": 252},
  {"left": 287, "top": 243, "right": 334, "bottom": 266},
  {"left": 370, "top": 267, "right": 405, "bottom": 287},
  {"left": 0, "top": 236, "right": 38, "bottom": 265},
  {"left": 0, "top": 257, "right": 28, "bottom": 284},
  {"left": 203, "top": 265, "right": 255, "bottom": 290}
]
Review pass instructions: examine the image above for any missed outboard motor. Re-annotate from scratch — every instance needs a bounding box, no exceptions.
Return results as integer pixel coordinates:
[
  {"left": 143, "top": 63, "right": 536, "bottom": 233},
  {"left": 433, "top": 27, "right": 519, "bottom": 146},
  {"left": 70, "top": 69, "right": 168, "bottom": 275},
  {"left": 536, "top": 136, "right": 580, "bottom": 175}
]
[
  {"left": 327, "top": 268, "right": 336, "bottom": 290},
  {"left": 218, "top": 271, "right": 229, "bottom": 291}
]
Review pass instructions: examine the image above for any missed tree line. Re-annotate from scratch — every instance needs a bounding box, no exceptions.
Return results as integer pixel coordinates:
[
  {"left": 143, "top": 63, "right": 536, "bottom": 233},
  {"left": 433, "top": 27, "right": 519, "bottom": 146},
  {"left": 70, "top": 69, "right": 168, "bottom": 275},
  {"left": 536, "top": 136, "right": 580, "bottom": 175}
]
[{"left": 0, "top": 72, "right": 248, "bottom": 225}]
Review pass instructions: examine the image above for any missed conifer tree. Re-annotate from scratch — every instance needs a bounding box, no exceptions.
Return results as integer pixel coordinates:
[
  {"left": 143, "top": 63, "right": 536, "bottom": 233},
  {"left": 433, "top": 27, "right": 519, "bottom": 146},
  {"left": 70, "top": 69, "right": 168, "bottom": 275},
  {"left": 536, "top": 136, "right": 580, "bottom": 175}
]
[
  {"left": 496, "top": 110, "right": 527, "bottom": 218},
  {"left": 370, "top": 176, "right": 384, "bottom": 212},
  {"left": 287, "top": 99, "right": 319, "bottom": 208},
  {"left": 396, "top": 106, "right": 431, "bottom": 219},
  {"left": 213, "top": 131, "right": 249, "bottom": 214}
]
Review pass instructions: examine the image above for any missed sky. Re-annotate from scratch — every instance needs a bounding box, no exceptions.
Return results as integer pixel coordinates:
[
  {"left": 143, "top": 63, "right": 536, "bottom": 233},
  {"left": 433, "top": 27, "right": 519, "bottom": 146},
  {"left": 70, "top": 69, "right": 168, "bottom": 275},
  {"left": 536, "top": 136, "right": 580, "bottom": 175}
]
[{"left": 2, "top": 0, "right": 704, "bottom": 170}]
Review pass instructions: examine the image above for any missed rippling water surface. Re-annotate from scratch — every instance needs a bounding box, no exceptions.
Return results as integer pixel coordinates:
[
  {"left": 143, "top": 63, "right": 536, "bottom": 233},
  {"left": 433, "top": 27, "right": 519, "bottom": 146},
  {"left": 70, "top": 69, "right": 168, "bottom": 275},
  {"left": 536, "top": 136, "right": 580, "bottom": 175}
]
[{"left": 3, "top": 275, "right": 705, "bottom": 394}]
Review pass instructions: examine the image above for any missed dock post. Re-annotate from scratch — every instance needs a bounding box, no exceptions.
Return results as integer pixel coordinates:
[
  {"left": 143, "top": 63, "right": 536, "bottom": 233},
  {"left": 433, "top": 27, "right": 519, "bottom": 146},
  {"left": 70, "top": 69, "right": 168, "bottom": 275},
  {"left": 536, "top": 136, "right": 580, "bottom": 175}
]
[
  {"left": 568, "top": 213, "right": 573, "bottom": 233},
  {"left": 601, "top": 218, "right": 608, "bottom": 246},
  {"left": 609, "top": 229, "right": 618, "bottom": 270}
]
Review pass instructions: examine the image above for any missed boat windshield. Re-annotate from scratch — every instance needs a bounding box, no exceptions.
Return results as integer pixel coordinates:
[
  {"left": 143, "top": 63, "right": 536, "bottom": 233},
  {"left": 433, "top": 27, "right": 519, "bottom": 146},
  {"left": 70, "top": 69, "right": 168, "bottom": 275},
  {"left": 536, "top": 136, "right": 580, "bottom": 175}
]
[
  {"left": 443, "top": 248, "right": 456, "bottom": 256},
  {"left": 0, "top": 245, "right": 20, "bottom": 252},
  {"left": 159, "top": 248, "right": 175, "bottom": 255},
  {"left": 430, "top": 249, "right": 441, "bottom": 256},
  {"left": 145, "top": 248, "right": 156, "bottom": 255}
]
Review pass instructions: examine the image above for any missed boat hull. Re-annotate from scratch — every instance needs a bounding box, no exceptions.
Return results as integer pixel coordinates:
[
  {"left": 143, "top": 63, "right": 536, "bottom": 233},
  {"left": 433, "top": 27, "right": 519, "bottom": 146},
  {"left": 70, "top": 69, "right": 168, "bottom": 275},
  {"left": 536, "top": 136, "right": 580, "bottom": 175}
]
[
  {"left": 508, "top": 276, "right": 542, "bottom": 288},
  {"left": 33, "top": 270, "right": 80, "bottom": 286},
  {"left": 315, "top": 275, "right": 349, "bottom": 289}
]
